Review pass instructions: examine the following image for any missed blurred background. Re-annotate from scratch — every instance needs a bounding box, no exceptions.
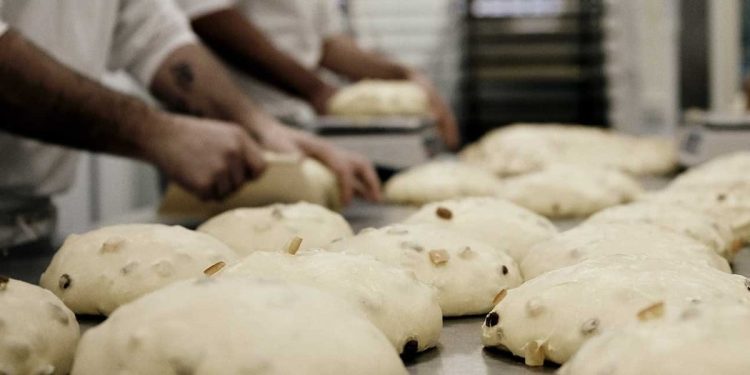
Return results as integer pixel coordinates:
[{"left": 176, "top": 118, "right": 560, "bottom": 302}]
[{"left": 55, "top": 0, "right": 745, "bottom": 235}]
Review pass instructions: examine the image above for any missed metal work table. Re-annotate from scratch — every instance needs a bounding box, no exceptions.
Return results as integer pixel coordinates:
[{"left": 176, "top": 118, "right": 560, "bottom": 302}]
[{"left": 2, "top": 194, "right": 748, "bottom": 374}]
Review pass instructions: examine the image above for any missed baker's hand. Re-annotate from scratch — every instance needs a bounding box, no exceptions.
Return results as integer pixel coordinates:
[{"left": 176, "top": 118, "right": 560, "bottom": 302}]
[
  {"left": 309, "top": 83, "right": 338, "bottom": 115},
  {"left": 146, "top": 114, "right": 266, "bottom": 200},
  {"left": 251, "top": 119, "right": 381, "bottom": 205},
  {"left": 408, "top": 70, "right": 461, "bottom": 150}
]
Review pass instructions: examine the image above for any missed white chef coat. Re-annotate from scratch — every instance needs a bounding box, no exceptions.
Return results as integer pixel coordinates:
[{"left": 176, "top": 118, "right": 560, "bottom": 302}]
[
  {"left": 177, "top": 0, "right": 344, "bottom": 122},
  {"left": 0, "top": 0, "right": 196, "bottom": 197}
]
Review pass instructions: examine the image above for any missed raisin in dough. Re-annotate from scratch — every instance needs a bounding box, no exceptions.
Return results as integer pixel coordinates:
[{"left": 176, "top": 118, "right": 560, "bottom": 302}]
[
  {"left": 40, "top": 224, "right": 238, "bottom": 315},
  {"left": 586, "top": 202, "right": 740, "bottom": 260},
  {"left": 521, "top": 222, "right": 731, "bottom": 280},
  {"left": 72, "top": 278, "right": 407, "bottom": 375},
  {"left": 560, "top": 303, "right": 750, "bottom": 375},
  {"left": 223, "top": 250, "right": 442, "bottom": 354},
  {"left": 325, "top": 224, "right": 522, "bottom": 316},
  {"left": 402, "top": 197, "right": 557, "bottom": 263},
  {"left": 327, "top": 80, "right": 429, "bottom": 117},
  {"left": 197, "top": 202, "right": 353, "bottom": 255},
  {"left": 496, "top": 164, "right": 643, "bottom": 218},
  {"left": 0, "top": 277, "right": 79, "bottom": 375},
  {"left": 481, "top": 256, "right": 750, "bottom": 366},
  {"left": 384, "top": 161, "right": 503, "bottom": 205}
]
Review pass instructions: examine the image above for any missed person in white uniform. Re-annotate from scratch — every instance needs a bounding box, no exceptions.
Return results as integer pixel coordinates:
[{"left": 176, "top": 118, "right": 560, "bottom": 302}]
[
  {"left": 176, "top": 0, "right": 461, "bottom": 150},
  {"left": 0, "top": 0, "right": 380, "bottom": 204}
]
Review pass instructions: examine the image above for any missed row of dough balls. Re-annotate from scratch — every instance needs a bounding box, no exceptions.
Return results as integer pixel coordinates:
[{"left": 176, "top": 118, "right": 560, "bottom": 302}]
[
  {"left": 459, "top": 123, "right": 678, "bottom": 176},
  {"left": 384, "top": 160, "right": 644, "bottom": 218},
  {"left": 481, "top": 152, "right": 750, "bottom": 370}
]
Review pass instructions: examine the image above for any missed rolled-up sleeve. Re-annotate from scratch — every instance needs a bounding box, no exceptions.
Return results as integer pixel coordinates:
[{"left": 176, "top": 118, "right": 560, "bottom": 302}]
[
  {"left": 319, "top": 0, "right": 344, "bottom": 37},
  {"left": 0, "top": 0, "right": 7, "bottom": 37},
  {"left": 175, "top": 0, "right": 236, "bottom": 20},
  {"left": 108, "top": 0, "right": 198, "bottom": 87}
]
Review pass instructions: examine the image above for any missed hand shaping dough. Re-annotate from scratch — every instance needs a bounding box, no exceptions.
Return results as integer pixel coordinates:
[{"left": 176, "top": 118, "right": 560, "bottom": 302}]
[
  {"left": 520, "top": 222, "right": 731, "bottom": 280},
  {"left": 496, "top": 164, "right": 643, "bottom": 218},
  {"left": 384, "top": 161, "right": 503, "bottom": 205},
  {"left": 223, "top": 250, "right": 442, "bottom": 354},
  {"left": 40, "top": 224, "right": 238, "bottom": 315},
  {"left": 0, "top": 277, "right": 79, "bottom": 375},
  {"left": 325, "top": 224, "right": 523, "bottom": 316},
  {"left": 481, "top": 255, "right": 750, "bottom": 366},
  {"left": 197, "top": 202, "right": 353, "bottom": 255},
  {"left": 327, "top": 80, "right": 429, "bottom": 117},
  {"left": 585, "top": 202, "right": 740, "bottom": 260},
  {"left": 159, "top": 153, "right": 341, "bottom": 219},
  {"left": 560, "top": 302, "right": 750, "bottom": 375},
  {"left": 72, "top": 278, "right": 407, "bottom": 375},
  {"left": 402, "top": 197, "right": 558, "bottom": 263}
]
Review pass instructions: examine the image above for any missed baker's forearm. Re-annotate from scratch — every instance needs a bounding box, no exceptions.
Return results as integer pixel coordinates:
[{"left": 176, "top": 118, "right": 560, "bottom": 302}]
[
  {"left": 320, "top": 35, "right": 412, "bottom": 81},
  {"left": 0, "top": 30, "right": 160, "bottom": 159},
  {"left": 190, "top": 9, "right": 334, "bottom": 104}
]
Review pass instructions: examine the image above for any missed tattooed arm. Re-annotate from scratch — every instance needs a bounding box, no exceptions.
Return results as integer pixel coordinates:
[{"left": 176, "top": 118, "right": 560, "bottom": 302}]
[
  {"left": 0, "top": 29, "right": 265, "bottom": 200},
  {"left": 149, "top": 44, "right": 381, "bottom": 204}
]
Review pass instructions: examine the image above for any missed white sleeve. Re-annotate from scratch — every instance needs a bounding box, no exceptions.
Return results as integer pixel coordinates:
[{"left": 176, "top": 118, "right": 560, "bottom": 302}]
[
  {"left": 318, "top": 0, "right": 344, "bottom": 37},
  {"left": 108, "top": 0, "right": 198, "bottom": 87},
  {"left": 175, "top": 0, "right": 236, "bottom": 20},
  {"left": 0, "top": 0, "right": 8, "bottom": 37}
]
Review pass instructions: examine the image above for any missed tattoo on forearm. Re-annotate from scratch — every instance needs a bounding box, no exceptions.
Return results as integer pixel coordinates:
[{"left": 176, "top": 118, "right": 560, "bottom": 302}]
[{"left": 170, "top": 61, "right": 194, "bottom": 92}]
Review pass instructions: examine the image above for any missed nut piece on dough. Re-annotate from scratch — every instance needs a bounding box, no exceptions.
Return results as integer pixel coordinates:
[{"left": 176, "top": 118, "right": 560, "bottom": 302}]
[
  {"left": 224, "top": 250, "right": 442, "bottom": 354},
  {"left": 403, "top": 197, "right": 557, "bottom": 263},
  {"left": 40, "top": 224, "right": 238, "bottom": 315},
  {"left": 560, "top": 303, "right": 750, "bottom": 375},
  {"left": 0, "top": 277, "right": 79, "bottom": 375},
  {"left": 198, "top": 202, "right": 353, "bottom": 255},
  {"left": 326, "top": 223, "right": 523, "bottom": 316},
  {"left": 72, "top": 278, "right": 408, "bottom": 375},
  {"left": 482, "top": 255, "right": 750, "bottom": 366},
  {"left": 520, "top": 222, "right": 731, "bottom": 280}
]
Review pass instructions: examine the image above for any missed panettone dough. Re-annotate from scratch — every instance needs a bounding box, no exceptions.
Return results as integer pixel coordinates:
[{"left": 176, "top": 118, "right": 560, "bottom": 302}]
[
  {"left": 327, "top": 80, "right": 429, "bottom": 117},
  {"left": 384, "top": 161, "right": 503, "bottom": 205},
  {"left": 197, "top": 202, "right": 353, "bottom": 255},
  {"left": 0, "top": 277, "right": 79, "bottom": 375},
  {"left": 72, "top": 278, "right": 407, "bottom": 375},
  {"left": 402, "top": 197, "right": 557, "bottom": 263},
  {"left": 520, "top": 222, "right": 731, "bottom": 280},
  {"left": 560, "top": 303, "right": 750, "bottom": 375},
  {"left": 325, "top": 224, "right": 522, "bottom": 316},
  {"left": 481, "top": 256, "right": 750, "bottom": 366},
  {"left": 40, "top": 224, "right": 238, "bottom": 315},
  {"left": 496, "top": 164, "right": 643, "bottom": 218},
  {"left": 224, "top": 250, "right": 442, "bottom": 354}
]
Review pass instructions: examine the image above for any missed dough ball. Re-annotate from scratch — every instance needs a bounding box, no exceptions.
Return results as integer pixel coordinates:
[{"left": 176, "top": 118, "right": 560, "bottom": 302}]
[
  {"left": 40, "top": 224, "right": 238, "bottom": 315},
  {"left": 328, "top": 80, "right": 429, "bottom": 117},
  {"left": 496, "top": 164, "right": 643, "bottom": 218},
  {"left": 560, "top": 303, "right": 750, "bottom": 375},
  {"left": 223, "top": 250, "right": 442, "bottom": 354},
  {"left": 670, "top": 151, "right": 750, "bottom": 187},
  {"left": 481, "top": 255, "right": 750, "bottom": 366},
  {"left": 72, "top": 278, "right": 407, "bottom": 375},
  {"left": 521, "top": 223, "right": 731, "bottom": 280},
  {"left": 325, "top": 224, "right": 522, "bottom": 316},
  {"left": 0, "top": 277, "right": 79, "bottom": 375},
  {"left": 586, "top": 202, "right": 740, "bottom": 260},
  {"left": 402, "top": 197, "right": 557, "bottom": 263},
  {"left": 384, "top": 161, "right": 503, "bottom": 205},
  {"left": 197, "top": 202, "right": 353, "bottom": 255}
]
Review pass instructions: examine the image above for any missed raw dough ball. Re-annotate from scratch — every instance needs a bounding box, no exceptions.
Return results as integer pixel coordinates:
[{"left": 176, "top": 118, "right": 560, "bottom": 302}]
[
  {"left": 325, "top": 224, "right": 522, "bottom": 316},
  {"left": 72, "top": 278, "right": 407, "bottom": 375},
  {"left": 586, "top": 202, "right": 740, "bottom": 260},
  {"left": 560, "top": 303, "right": 750, "bottom": 375},
  {"left": 223, "top": 250, "right": 442, "bottom": 354},
  {"left": 40, "top": 224, "right": 238, "bottom": 315},
  {"left": 384, "top": 161, "right": 503, "bottom": 205},
  {"left": 496, "top": 164, "right": 643, "bottom": 218},
  {"left": 0, "top": 277, "right": 79, "bottom": 375},
  {"left": 481, "top": 256, "right": 750, "bottom": 366},
  {"left": 402, "top": 197, "right": 557, "bottom": 263},
  {"left": 520, "top": 223, "right": 731, "bottom": 280},
  {"left": 197, "top": 202, "right": 353, "bottom": 255},
  {"left": 670, "top": 151, "right": 750, "bottom": 187},
  {"left": 328, "top": 80, "right": 429, "bottom": 117}
]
